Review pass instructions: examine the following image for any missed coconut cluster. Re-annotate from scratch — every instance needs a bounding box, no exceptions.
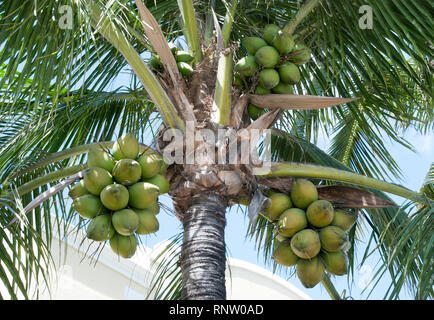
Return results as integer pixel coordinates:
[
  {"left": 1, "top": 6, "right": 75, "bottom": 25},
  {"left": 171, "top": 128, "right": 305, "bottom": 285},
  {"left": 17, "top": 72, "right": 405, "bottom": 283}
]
[
  {"left": 261, "top": 179, "right": 358, "bottom": 288},
  {"left": 68, "top": 133, "right": 169, "bottom": 259},
  {"left": 148, "top": 42, "right": 195, "bottom": 77},
  {"left": 234, "top": 24, "right": 311, "bottom": 120}
]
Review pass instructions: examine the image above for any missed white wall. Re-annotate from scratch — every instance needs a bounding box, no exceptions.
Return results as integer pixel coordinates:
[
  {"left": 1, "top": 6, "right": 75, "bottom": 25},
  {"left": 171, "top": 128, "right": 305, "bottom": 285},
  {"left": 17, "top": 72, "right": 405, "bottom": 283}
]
[{"left": 38, "top": 233, "right": 310, "bottom": 300}]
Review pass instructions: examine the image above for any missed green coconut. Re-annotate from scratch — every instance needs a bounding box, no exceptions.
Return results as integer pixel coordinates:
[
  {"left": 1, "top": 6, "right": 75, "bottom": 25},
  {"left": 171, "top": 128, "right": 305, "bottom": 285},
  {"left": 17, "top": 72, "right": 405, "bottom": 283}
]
[
  {"left": 128, "top": 182, "right": 160, "bottom": 209},
  {"left": 255, "top": 86, "right": 271, "bottom": 95},
  {"left": 83, "top": 167, "right": 113, "bottom": 195},
  {"left": 306, "top": 200, "right": 334, "bottom": 228},
  {"left": 247, "top": 104, "right": 265, "bottom": 120},
  {"left": 145, "top": 201, "right": 160, "bottom": 215},
  {"left": 331, "top": 209, "right": 358, "bottom": 232},
  {"left": 296, "top": 257, "right": 325, "bottom": 288},
  {"left": 278, "top": 62, "right": 300, "bottom": 85},
  {"left": 112, "top": 208, "right": 139, "bottom": 236},
  {"left": 255, "top": 46, "right": 280, "bottom": 68},
  {"left": 110, "top": 233, "right": 137, "bottom": 259},
  {"left": 291, "top": 42, "right": 311, "bottom": 65},
  {"left": 319, "top": 226, "right": 347, "bottom": 252},
  {"left": 68, "top": 180, "right": 89, "bottom": 199},
  {"left": 87, "top": 146, "right": 115, "bottom": 172},
  {"left": 86, "top": 214, "right": 115, "bottom": 241},
  {"left": 144, "top": 174, "right": 170, "bottom": 194},
  {"left": 138, "top": 153, "right": 165, "bottom": 179},
  {"left": 290, "top": 179, "right": 318, "bottom": 209},
  {"left": 178, "top": 62, "right": 194, "bottom": 76},
  {"left": 263, "top": 24, "right": 280, "bottom": 45},
  {"left": 100, "top": 184, "right": 129, "bottom": 211},
  {"left": 263, "top": 193, "right": 292, "bottom": 221},
  {"left": 272, "top": 240, "right": 299, "bottom": 266},
  {"left": 149, "top": 55, "right": 162, "bottom": 70},
  {"left": 291, "top": 229, "right": 321, "bottom": 259},
  {"left": 72, "top": 194, "right": 105, "bottom": 219},
  {"left": 271, "top": 82, "right": 293, "bottom": 94},
  {"left": 234, "top": 56, "right": 258, "bottom": 77},
  {"left": 241, "top": 37, "right": 268, "bottom": 55},
  {"left": 175, "top": 50, "right": 194, "bottom": 63},
  {"left": 112, "top": 159, "right": 142, "bottom": 186},
  {"left": 134, "top": 208, "right": 160, "bottom": 235},
  {"left": 320, "top": 250, "right": 348, "bottom": 276},
  {"left": 258, "top": 68, "right": 280, "bottom": 90},
  {"left": 271, "top": 30, "right": 295, "bottom": 55},
  {"left": 112, "top": 133, "right": 139, "bottom": 160},
  {"left": 274, "top": 232, "right": 288, "bottom": 243},
  {"left": 277, "top": 208, "right": 308, "bottom": 237}
]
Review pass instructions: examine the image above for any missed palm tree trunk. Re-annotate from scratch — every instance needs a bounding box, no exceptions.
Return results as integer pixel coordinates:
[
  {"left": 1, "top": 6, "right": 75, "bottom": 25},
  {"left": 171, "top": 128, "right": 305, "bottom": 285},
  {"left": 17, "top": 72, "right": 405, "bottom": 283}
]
[{"left": 180, "top": 192, "right": 227, "bottom": 300}]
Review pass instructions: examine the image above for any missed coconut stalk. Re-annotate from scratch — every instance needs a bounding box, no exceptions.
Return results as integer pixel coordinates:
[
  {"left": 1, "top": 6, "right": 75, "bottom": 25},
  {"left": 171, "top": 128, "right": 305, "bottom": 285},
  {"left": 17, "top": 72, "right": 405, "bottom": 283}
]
[
  {"left": 211, "top": 0, "right": 237, "bottom": 126},
  {"left": 86, "top": 1, "right": 185, "bottom": 131},
  {"left": 321, "top": 274, "right": 342, "bottom": 300},
  {"left": 254, "top": 162, "right": 424, "bottom": 203},
  {"left": 178, "top": 0, "right": 203, "bottom": 63},
  {"left": 283, "top": 0, "right": 321, "bottom": 35}
]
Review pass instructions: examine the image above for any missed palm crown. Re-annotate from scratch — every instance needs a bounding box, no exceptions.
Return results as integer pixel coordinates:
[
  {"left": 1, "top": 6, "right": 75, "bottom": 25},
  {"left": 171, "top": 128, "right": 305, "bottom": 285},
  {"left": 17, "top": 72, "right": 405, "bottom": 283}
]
[{"left": 0, "top": 0, "right": 432, "bottom": 300}]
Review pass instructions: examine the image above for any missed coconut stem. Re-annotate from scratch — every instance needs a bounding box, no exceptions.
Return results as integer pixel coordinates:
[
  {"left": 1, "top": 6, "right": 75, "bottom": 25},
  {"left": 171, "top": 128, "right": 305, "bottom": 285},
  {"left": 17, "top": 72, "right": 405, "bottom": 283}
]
[
  {"left": 254, "top": 162, "right": 423, "bottom": 203},
  {"left": 2, "top": 164, "right": 87, "bottom": 203},
  {"left": 283, "top": 0, "right": 321, "bottom": 35},
  {"left": 321, "top": 274, "right": 341, "bottom": 300},
  {"left": 178, "top": 0, "right": 203, "bottom": 63}
]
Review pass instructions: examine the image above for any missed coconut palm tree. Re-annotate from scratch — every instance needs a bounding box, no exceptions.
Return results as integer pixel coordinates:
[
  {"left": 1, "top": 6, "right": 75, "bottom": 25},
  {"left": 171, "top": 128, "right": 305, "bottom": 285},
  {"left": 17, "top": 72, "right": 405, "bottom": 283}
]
[{"left": 0, "top": 0, "right": 432, "bottom": 300}]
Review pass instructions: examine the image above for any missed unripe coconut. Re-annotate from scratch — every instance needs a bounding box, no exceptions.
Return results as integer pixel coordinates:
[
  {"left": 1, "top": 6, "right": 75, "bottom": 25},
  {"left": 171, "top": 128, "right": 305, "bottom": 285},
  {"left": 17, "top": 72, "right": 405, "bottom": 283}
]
[
  {"left": 175, "top": 50, "right": 194, "bottom": 63},
  {"left": 86, "top": 214, "right": 115, "bottom": 241},
  {"left": 112, "top": 209, "right": 139, "bottom": 236},
  {"left": 134, "top": 208, "right": 160, "bottom": 235},
  {"left": 72, "top": 194, "right": 105, "bottom": 219},
  {"left": 112, "top": 133, "right": 139, "bottom": 160},
  {"left": 255, "top": 46, "right": 280, "bottom": 68},
  {"left": 291, "top": 42, "right": 311, "bottom": 65},
  {"left": 69, "top": 180, "right": 89, "bottom": 199},
  {"left": 259, "top": 69, "right": 280, "bottom": 89},
  {"left": 144, "top": 174, "right": 170, "bottom": 194},
  {"left": 110, "top": 233, "right": 137, "bottom": 259},
  {"left": 112, "top": 159, "right": 142, "bottom": 186},
  {"left": 278, "top": 62, "right": 300, "bottom": 85},
  {"left": 128, "top": 182, "right": 160, "bottom": 209},
  {"left": 290, "top": 179, "right": 318, "bottom": 209},
  {"left": 319, "top": 226, "right": 347, "bottom": 252},
  {"left": 272, "top": 240, "right": 299, "bottom": 266},
  {"left": 291, "top": 229, "right": 321, "bottom": 259},
  {"left": 100, "top": 184, "right": 129, "bottom": 211},
  {"left": 241, "top": 37, "right": 268, "bottom": 55},
  {"left": 149, "top": 55, "right": 162, "bottom": 70},
  {"left": 247, "top": 104, "right": 265, "bottom": 120},
  {"left": 306, "top": 200, "right": 334, "bottom": 228},
  {"left": 263, "top": 24, "right": 280, "bottom": 45},
  {"left": 177, "top": 62, "right": 194, "bottom": 76},
  {"left": 255, "top": 86, "right": 271, "bottom": 95},
  {"left": 274, "top": 232, "right": 288, "bottom": 243},
  {"left": 83, "top": 167, "right": 113, "bottom": 195},
  {"left": 320, "top": 250, "right": 348, "bottom": 276},
  {"left": 271, "top": 30, "right": 295, "bottom": 55},
  {"left": 271, "top": 82, "right": 293, "bottom": 94},
  {"left": 277, "top": 208, "right": 307, "bottom": 237},
  {"left": 234, "top": 56, "right": 258, "bottom": 77},
  {"left": 263, "top": 193, "right": 292, "bottom": 221},
  {"left": 146, "top": 201, "right": 160, "bottom": 215},
  {"left": 138, "top": 153, "right": 165, "bottom": 179},
  {"left": 87, "top": 146, "right": 115, "bottom": 172},
  {"left": 331, "top": 209, "right": 358, "bottom": 231},
  {"left": 296, "top": 256, "right": 325, "bottom": 288}
]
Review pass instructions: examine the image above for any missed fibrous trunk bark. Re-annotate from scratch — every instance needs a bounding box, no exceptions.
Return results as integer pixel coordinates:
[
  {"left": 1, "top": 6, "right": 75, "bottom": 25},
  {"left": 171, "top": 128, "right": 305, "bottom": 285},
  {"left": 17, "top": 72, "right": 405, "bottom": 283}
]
[{"left": 180, "top": 192, "right": 227, "bottom": 300}]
